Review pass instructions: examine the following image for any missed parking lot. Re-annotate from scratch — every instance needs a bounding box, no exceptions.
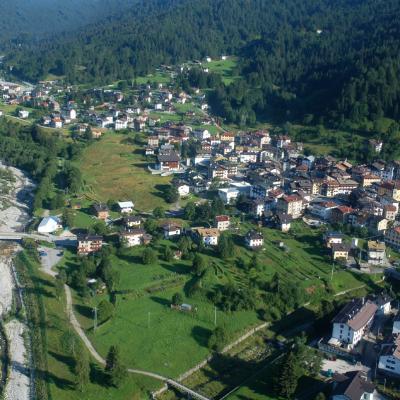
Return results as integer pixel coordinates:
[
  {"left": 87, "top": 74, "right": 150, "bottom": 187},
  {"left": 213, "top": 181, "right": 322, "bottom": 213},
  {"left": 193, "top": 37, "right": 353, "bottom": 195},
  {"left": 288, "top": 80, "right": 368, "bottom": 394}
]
[{"left": 38, "top": 246, "right": 63, "bottom": 277}]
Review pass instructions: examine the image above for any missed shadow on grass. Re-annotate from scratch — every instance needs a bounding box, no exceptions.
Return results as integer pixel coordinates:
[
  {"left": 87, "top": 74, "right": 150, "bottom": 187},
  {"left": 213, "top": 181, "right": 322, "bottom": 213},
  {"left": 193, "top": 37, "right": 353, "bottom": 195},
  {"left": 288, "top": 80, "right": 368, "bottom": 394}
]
[
  {"left": 150, "top": 296, "right": 170, "bottom": 306},
  {"left": 191, "top": 325, "right": 212, "bottom": 348},
  {"left": 74, "top": 304, "right": 94, "bottom": 320}
]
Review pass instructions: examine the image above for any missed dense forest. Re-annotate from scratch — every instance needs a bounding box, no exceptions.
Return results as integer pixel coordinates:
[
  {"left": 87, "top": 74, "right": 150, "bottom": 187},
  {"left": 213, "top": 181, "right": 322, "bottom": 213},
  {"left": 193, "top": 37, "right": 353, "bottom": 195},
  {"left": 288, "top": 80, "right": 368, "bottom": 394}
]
[
  {"left": 3, "top": 0, "right": 400, "bottom": 125},
  {"left": 0, "top": 118, "right": 83, "bottom": 210},
  {"left": 206, "top": 0, "right": 400, "bottom": 126},
  {"left": 0, "top": 0, "right": 141, "bottom": 41}
]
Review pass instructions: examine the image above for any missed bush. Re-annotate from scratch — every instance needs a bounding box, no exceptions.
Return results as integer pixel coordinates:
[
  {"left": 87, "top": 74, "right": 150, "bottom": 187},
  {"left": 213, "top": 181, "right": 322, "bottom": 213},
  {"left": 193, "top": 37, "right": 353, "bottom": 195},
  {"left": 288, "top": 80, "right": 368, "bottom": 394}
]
[{"left": 142, "top": 248, "right": 158, "bottom": 265}]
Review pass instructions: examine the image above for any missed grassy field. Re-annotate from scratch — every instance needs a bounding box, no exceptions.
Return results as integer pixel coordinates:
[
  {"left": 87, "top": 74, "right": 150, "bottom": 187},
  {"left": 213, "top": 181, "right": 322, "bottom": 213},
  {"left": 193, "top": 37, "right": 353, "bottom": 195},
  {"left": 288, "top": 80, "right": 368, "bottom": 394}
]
[
  {"left": 78, "top": 133, "right": 172, "bottom": 211},
  {"left": 20, "top": 251, "right": 157, "bottom": 400},
  {"left": 65, "top": 221, "right": 382, "bottom": 388},
  {"left": 206, "top": 57, "right": 239, "bottom": 85}
]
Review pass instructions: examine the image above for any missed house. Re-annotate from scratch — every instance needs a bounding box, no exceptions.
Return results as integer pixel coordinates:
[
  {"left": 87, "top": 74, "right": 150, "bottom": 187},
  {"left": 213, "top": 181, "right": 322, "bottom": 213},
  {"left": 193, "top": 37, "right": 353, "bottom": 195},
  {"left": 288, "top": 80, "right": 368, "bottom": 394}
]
[
  {"left": 193, "top": 227, "right": 220, "bottom": 246},
  {"left": 373, "top": 293, "right": 392, "bottom": 315},
  {"left": 332, "top": 243, "right": 350, "bottom": 261},
  {"left": 276, "top": 213, "right": 292, "bottom": 233},
  {"left": 383, "top": 204, "right": 397, "bottom": 221},
  {"left": 245, "top": 230, "right": 264, "bottom": 249},
  {"left": 310, "top": 201, "right": 337, "bottom": 220},
  {"left": 120, "top": 229, "right": 152, "bottom": 247},
  {"left": 385, "top": 226, "right": 400, "bottom": 251},
  {"left": 378, "top": 334, "right": 400, "bottom": 376},
  {"left": 393, "top": 313, "right": 400, "bottom": 334},
  {"left": 77, "top": 235, "right": 104, "bottom": 255},
  {"left": 37, "top": 216, "right": 62, "bottom": 233},
  {"left": 18, "top": 110, "right": 29, "bottom": 119},
  {"left": 276, "top": 194, "right": 303, "bottom": 219},
  {"left": 215, "top": 215, "right": 231, "bottom": 231},
  {"left": 378, "top": 180, "right": 400, "bottom": 201},
  {"left": 251, "top": 199, "right": 265, "bottom": 217},
  {"left": 117, "top": 201, "right": 134, "bottom": 214},
  {"left": 163, "top": 223, "right": 182, "bottom": 239},
  {"left": 123, "top": 215, "right": 142, "bottom": 228},
  {"left": 331, "top": 371, "right": 375, "bottom": 400},
  {"left": 157, "top": 151, "right": 181, "bottom": 171},
  {"left": 93, "top": 204, "right": 109, "bottom": 220},
  {"left": 331, "top": 298, "right": 377, "bottom": 349},
  {"left": 324, "top": 232, "right": 344, "bottom": 248},
  {"left": 218, "top": 188, "right": 240, "bottom": 205},
  {"left": 174, "top": 181, "right": 190, "bottom": 197},
  {"left": 367, "top": 241, "right": 386, "bottom": 265}
]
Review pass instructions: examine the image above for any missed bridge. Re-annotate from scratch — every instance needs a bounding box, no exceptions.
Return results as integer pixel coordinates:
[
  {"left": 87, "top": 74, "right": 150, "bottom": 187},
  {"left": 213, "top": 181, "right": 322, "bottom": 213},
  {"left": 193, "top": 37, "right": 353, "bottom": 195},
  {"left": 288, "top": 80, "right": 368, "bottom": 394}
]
[{"left": 0, "top": 232, "right": 77, "bottom": 247}]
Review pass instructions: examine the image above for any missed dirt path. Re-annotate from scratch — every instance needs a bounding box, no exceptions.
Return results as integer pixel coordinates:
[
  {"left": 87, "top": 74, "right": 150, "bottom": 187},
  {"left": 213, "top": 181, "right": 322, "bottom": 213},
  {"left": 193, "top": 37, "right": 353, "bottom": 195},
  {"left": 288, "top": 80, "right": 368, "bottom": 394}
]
[{"left": 64, "top": 284, "right": 106, "bottom": 366}]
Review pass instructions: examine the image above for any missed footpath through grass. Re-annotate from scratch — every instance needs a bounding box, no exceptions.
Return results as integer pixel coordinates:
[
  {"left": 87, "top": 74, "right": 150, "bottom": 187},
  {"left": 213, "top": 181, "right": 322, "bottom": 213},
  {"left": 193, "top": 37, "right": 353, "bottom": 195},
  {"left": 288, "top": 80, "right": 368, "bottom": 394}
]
[{"left": 68, "top": 222, "right": 382, "bottom": 384}]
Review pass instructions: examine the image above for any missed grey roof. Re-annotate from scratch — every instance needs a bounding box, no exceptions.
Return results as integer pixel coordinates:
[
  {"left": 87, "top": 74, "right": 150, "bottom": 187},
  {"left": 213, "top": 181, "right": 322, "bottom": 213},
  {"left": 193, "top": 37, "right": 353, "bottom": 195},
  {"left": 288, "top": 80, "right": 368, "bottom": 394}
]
[{"left": 332, "top": 371, "right": 374, "bottom": 400}]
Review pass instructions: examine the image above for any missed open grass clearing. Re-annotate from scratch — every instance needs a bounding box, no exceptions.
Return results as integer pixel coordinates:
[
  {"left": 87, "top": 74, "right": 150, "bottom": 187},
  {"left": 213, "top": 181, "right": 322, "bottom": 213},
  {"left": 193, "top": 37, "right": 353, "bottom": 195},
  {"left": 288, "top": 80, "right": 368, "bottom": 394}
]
[{"left": 78, "top": 133, "right": 171, "bottom": 211}]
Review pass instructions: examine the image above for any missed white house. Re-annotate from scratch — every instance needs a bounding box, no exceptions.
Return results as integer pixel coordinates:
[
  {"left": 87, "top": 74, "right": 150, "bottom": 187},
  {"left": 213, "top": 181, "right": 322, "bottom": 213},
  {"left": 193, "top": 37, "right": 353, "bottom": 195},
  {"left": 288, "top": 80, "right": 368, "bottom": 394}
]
[
  {"left": 218, "top": 188, "right": 239, "bottom": 205},
  {"left": 332, "top": 371, "right": 375, "bottom": 400},
  {"left": 115, "top": 119, "right": 128, "bottom": 130},
  {"left": 245, "top": 231, "right": 264, "bottom": 249},
  {"left": 194, "top": 228, "right": 220, "bottom": 246},
  {"left": 118, "top": 201, "right": 134, "bottom": 214},
  {"left": 193, "top": 130, "right": 210, "bottom": 140},
  {"left": 38, "top": 216, "right": 62, "bottom": 233},
  {"left": 175, "top": 183, "right": 190, "bottom": 197},
  {"left": 18, "top": 110, "right": 29, "bottom": 119},
  {"left": 163, "top": 223, "right": 182, "bottom": 239},
  {"left": 120, "top": 229, "right": 151, "bottom": 247},
  {"left": 379, "top": 334, "right": 400, "bottom": 376},
  {"left": 331, "top": 298, "right": 377, "bottom": 349},
  {"left": 215, "top": 215, "right": 230, "bottom": 231}
]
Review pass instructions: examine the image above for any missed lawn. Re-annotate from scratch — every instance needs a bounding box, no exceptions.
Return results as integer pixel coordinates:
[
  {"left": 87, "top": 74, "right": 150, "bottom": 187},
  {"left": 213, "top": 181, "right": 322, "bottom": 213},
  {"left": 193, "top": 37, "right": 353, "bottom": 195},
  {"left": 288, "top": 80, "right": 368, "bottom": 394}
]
[{"left": 77, "top": 133, "right": 171, "bottom": 211}]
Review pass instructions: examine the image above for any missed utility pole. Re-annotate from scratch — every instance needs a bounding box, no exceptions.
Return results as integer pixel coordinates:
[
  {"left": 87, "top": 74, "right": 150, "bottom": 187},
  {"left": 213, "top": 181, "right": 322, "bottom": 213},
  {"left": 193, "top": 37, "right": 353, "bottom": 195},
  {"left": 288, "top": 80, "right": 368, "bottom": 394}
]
[{"left": 93, "top": 306, "right": 98, "bottom": 332}]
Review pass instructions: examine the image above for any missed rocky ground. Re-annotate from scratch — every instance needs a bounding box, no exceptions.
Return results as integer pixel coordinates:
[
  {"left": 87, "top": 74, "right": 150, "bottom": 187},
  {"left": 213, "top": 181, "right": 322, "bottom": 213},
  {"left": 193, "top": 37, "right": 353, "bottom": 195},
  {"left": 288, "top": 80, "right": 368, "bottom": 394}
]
[{"left": 0, "top": 163, "right": 34, "bottom": 400}]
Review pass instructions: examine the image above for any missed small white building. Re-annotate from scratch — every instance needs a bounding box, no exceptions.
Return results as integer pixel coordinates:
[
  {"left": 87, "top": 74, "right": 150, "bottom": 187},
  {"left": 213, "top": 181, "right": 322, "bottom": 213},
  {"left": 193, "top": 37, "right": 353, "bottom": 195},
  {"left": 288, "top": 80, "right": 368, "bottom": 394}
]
[
  {"left": 215, "top": 215, "right": 230, "bottom": 231},
  {"left": 176, "top": 183, "right": 190, "bottom": 197},
  {"left": 163, "top": 223, "right": 182, "bottom": 239},
  {"left": 245, "top": 231, "right": 264, "bottom": 249},
  {"left": 38, "top": 216, "right": 62, "bottom": 233},
  {"left": 18, "top": 110, "right": 29, "bottom": 119},
  {"left": 118, "top": 201, "right": 134, "bottom": 214}
]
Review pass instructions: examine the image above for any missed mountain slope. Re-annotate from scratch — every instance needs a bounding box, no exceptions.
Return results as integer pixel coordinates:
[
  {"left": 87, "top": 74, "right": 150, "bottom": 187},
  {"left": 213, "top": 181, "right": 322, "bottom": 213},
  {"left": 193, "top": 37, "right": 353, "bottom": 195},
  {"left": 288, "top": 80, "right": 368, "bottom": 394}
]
[{"left": 0, "top": 0, "right": 140, "bottom": 40}]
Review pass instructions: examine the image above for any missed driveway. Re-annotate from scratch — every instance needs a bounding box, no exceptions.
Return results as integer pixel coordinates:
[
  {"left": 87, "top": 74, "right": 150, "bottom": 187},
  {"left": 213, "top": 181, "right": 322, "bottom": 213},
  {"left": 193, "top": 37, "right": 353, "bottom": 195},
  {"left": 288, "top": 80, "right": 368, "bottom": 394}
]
[
  {"left": 38, "top": 246, "right": 63, "bottom": 277},
  {"left": 322, "top": 358, "right": 369, "bottom": 375}
]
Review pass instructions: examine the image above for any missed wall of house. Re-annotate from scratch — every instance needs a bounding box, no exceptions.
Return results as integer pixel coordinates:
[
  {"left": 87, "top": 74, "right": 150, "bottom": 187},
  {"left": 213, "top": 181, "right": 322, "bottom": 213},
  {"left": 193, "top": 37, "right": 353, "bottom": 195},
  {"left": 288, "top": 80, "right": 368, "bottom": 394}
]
[{"left": 379, "top": 355, "right": 400, "bottom": 376}]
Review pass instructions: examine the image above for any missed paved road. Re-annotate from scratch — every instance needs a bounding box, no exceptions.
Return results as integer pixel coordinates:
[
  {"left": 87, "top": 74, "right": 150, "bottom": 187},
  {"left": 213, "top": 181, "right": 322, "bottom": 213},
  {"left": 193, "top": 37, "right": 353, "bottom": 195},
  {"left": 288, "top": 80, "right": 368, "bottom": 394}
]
[{"left": 0, "top": 232, "right": 77, "bottom": 247}]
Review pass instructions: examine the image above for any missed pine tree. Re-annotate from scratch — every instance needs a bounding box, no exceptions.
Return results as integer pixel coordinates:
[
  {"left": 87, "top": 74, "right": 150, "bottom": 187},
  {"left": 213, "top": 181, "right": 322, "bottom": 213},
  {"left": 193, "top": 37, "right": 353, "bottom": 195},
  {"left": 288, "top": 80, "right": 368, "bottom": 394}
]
[
  {"left": 277, "top": 352, "right": 300, "bottom": 399},
  {"left": 105, "top": 346, "right": 127, "bottom": 387},
  {"left": 74, "top": 351, "right": 90, "bottom": 391}
]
